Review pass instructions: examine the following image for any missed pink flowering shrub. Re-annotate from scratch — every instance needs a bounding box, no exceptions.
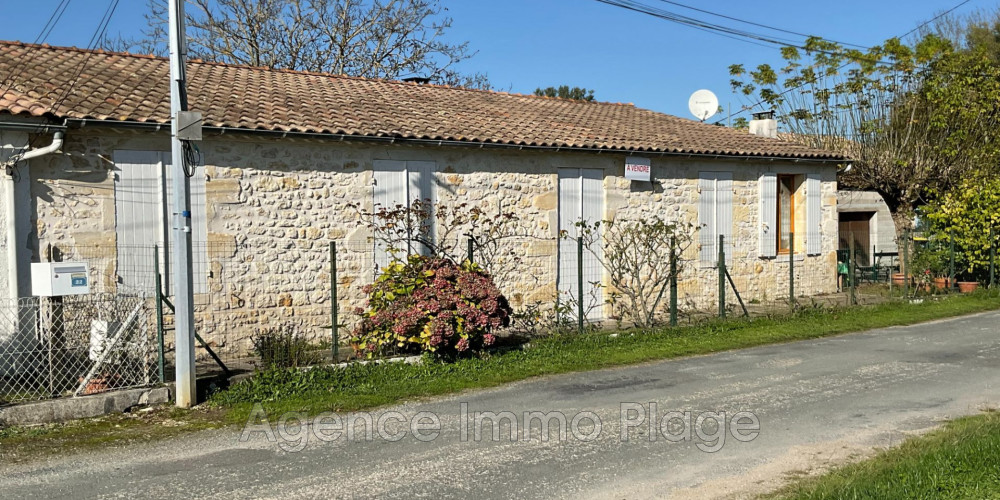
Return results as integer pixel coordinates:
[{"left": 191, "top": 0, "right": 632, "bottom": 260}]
[{"left": 351, "top": 255, "right": 512, "bottom": 358}]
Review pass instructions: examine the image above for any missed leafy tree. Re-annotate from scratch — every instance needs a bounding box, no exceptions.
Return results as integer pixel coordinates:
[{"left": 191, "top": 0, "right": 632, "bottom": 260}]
[
  {"left": 917, "top": 6, "right": 1000, "bottom": 62},
  {"left": 533, "top": 85, "right": 596, "bottom": 101},
  {"left": 105, "top": 0, "right": 489, "bottom": 89},
  {"left": 729, "top": 33, "right": 1000, "bottom": 242}
]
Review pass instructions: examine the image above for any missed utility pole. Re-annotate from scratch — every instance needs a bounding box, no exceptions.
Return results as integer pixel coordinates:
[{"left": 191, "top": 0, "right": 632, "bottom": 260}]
[{"left": 169, "top": 0, "right": 197, "bottom": 408}]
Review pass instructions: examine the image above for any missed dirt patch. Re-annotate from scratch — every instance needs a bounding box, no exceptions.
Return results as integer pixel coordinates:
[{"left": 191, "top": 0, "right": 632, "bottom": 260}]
[
  {"left": 666, "top": 426, "right": 940, "bottom": 499},
  {"left": 0, "top": 404, "right": 229, "bottom": 465}
]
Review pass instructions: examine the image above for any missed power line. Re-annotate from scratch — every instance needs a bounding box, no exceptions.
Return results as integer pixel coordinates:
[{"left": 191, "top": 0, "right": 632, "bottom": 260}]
[
  {"left": 653, "top": 0, "right": 871, "bottom": 49},
  {"left": 595, "top": 0, "right": 809, "bottom": 48},
  {"left": 39, "top": 0, "right": 121, "bottom": 119},
  {"left": 596, "top": 0, "right": 901, "bottom": 66},
  {"left": 899, "top": 0, "right": 972, "bottom": 39},
  {"left": 594, "top": 0, "right": 981, "bottom": 124},
  {"left": 0, "top": 0, "right": 72, "bottom": 98},
  {"left": 8, "top": 0, "right": 121, "bottom": 167}
]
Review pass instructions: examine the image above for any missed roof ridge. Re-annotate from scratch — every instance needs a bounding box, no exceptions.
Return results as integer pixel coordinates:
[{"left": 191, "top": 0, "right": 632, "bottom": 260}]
[
  {"left": 0, "top": 39, "right": 636, "bottom": 108},
  {"left": 0, "top": 40, "right": 842, "bottom": 160}
]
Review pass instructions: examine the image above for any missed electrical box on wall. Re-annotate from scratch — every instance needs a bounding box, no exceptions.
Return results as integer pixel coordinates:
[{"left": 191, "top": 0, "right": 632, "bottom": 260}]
[{"left": 31, "top": 262, "right": 90, "bottom": 296}]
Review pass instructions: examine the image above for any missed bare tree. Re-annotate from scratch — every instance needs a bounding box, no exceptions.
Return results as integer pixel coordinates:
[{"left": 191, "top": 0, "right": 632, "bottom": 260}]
[
  {"left": 108, "top": 0, "right": 489, "bottom": 89},
  {"left": 575, "top": 217, "right": 694, "bottom": 329}
]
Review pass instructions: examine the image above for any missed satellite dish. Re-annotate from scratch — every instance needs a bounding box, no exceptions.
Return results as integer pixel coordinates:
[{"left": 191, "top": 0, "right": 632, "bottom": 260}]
[{"left": 688, "top": 89, "right": 719, "bottom": 122}]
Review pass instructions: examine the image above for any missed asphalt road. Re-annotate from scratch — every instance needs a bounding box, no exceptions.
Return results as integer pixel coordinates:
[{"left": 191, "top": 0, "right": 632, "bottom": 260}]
[{"left": 2, "top": 311, "right": 999, "bottom": 499}]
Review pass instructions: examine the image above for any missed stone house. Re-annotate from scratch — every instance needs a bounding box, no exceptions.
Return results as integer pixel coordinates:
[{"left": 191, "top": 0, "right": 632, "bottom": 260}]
[{"left": 0, "top": 42, "right": 843, "bottom": 350}]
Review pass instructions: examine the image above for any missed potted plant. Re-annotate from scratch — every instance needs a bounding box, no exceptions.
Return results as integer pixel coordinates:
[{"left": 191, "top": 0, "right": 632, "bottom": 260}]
[
  {"left": 956, "top": 266, "right": 980, "bottom": 293},
  {"left": 913, "top": 243, "right": 950, "bottom": 291},
  {"left": 953, "top": 252, "right": 982, "bottom": 293},
  {"left": 918, "top": 269, "right": 933, "bottom": 292}
]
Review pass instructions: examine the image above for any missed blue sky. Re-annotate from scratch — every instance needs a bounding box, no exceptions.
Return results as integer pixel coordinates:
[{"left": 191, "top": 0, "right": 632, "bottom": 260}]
[{"left": 0, "top": 0, "right": 984, "bottom": 122}]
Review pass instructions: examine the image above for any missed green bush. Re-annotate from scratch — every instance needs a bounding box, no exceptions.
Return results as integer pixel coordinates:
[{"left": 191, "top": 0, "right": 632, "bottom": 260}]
[{"left": 250, "top": 327, "right": 321, "bottom": 368}]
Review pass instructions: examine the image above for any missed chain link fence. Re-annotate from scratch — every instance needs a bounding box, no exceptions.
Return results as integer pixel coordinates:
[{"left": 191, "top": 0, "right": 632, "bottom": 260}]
[
  {"left": 13, "top": 223, "right": 994, "bottom": 393},
  {"left": 0, "top": 293, "right": 154, "bottom": 405}
]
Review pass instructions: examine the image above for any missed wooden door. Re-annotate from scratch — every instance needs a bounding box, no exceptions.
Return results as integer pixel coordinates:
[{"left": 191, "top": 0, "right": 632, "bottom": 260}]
[{"left": 839, "top": 212, "right": 872, "bottom": 266}]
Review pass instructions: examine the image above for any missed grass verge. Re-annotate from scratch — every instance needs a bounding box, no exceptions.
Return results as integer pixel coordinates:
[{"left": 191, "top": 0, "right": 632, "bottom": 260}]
[
  {"left": 764, "top": 410, "right": 1000, "bottom": 499},
  {"left": 213, "top": 291, "right": 1000, "bottom": 421},
  {"left": 2, "top": 291, "right": 998, "bottom": 463},
  {"left": 0, "top": 405, "right": 225, "bottom": 464}
]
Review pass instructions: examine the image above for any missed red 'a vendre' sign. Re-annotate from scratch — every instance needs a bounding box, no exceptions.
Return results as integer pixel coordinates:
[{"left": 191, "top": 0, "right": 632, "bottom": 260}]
[{"left": 625, "top": 157, "right": 651, "bottom": 182}]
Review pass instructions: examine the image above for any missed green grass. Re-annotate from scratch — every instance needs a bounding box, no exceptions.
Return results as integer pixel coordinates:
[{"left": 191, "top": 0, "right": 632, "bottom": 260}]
[
  {"left": 4, "top": 291, "right": 999, "bottom": 463},
  {"left": 212, "top": 291, "right": 1000, "bottom": 421},
  {"left": 765, "top": 410, "right": 1000, "bottom": 499}
]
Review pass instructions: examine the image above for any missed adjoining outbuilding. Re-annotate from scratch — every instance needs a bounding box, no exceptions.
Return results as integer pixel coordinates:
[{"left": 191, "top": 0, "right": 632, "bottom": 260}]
[
  {"left": 0, "top": 41, "right": 845, "bottom": 352},
  {"left": 837, "top": 190, "right": 899, "bottom": 269}
]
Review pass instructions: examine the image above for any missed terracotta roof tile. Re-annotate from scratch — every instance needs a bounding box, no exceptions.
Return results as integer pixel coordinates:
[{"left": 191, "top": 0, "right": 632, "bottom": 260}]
[{"left": 0, "top": 40, "right": 841, "bottom": 160}]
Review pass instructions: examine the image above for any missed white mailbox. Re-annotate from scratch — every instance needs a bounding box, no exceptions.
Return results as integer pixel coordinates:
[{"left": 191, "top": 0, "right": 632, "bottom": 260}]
[{"left": 31, "top": 262, "right": 91, "bottom": 296}]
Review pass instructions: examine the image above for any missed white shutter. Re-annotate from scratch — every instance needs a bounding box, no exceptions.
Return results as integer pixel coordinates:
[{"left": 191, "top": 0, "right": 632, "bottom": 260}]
[
  {"left": 113, "top": 151, "right": 162, "bottom": 293},
  {"left": 717, "top": 173, "right": 733, "bottom": 263},
  {"left": 190, "top": 164, "right": 208, "bottom": 292},
  {"left": 558, "top": 169, "right": 581, "bottom": 304},
  {"left": 373, "top": 160, "right": 407, "bottom": 270},
  {"left": 581, "top": 168, "right": 603, "bottom": 316},
  {"left": 557, "top": 168, "right": 603, "bottom": 321},
  {"left": 407, "top": 161, "right": 436, "bottom": 255},
  {"left": 806, "top": 174, "right": 822, "bottom": 255},
  {"left": 698, "top": 173, "right": 716, "bottom": 263},
  {"left": 162, "top": 154, "right": 208, "bottom": 294},
  {"left": 759, "top": 173, "right": 778, "bottom": 258}
]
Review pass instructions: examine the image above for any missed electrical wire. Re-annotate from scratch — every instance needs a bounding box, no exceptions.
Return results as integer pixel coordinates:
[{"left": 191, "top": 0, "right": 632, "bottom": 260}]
[
  {"left": 182, "top": 142, "right": 201, "bottom": 178},
  {"left": 653, "top": 0, "right": 872, "bottom": 49},
  {"left": 0, "top": 0, "right": 72, "bottom": 100},
  {"left": 596, "top": 0, "right": 809, "bottom": 48},
  {"left": 596, "top": 0, "right": 907, "bottom": 67},
  {"left": 7, "top": 0, "right": 120, "bottom": 167}
]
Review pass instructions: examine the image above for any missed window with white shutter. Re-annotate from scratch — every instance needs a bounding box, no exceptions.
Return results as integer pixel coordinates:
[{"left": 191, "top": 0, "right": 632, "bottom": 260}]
[
  {"left": 759, "top": 173, "right": 777, "bottom": 258},
  {"left": 372, "top": 160, "right": 436, "bottom": 269},
  {"left": 759, "top": 173, "right": 818, "bottom": 257},
  {"left": 805, "top": 174, "right": 822, "bottom": 255},
  {"left": 698, "top": 172, "right": 733, "bottom": 264},
  {"left": 113, "top": 150, "right": 207, "bottom": 295}
]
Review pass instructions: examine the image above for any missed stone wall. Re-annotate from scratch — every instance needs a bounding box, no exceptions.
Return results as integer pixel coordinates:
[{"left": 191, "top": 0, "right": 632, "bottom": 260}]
[{"left": 23, "top": 127, "right": 839, "bottom": 354}]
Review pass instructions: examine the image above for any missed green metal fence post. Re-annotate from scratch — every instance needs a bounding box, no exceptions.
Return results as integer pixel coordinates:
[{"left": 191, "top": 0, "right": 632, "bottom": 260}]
[
  {"left": 153, "top": 245, "right": 165, "bottom": 384},
  {"left": 467, "top": 237, "right": 474, "bottom": 265},
  {"left": 330, "top": 241, "right": 339, "bottom": 362},
  {"left": 903, "top": 229, "right": 910, "bottom": 299},
  {"left": 849, "top": 232, "right": 857, "bottom": 306},
  {"left": 718, "top": 234, "right": 726, "bottom": 319},
  {"left": 789, "top": 231, "right": 795, "bottom": 305},
  {"left": 577, "top": 236, "right": 584, "bottom": 335},
  {"left": 990, "top": 226, "right": 996, "bottom": 289},
  {"left": 949, "top": 235, "right": 956, "bottom": 292},
  {"left": 669, "top": 236, "right": 678, "bottom": 327}
]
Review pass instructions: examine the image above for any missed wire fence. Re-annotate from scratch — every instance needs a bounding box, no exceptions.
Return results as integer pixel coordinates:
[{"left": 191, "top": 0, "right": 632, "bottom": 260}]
[
  {"left": 0, "top": 293, "right": 154, "bottom": 405},
  {"left": 6, "top": 223, "right": 995, "bottom": 402}
]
